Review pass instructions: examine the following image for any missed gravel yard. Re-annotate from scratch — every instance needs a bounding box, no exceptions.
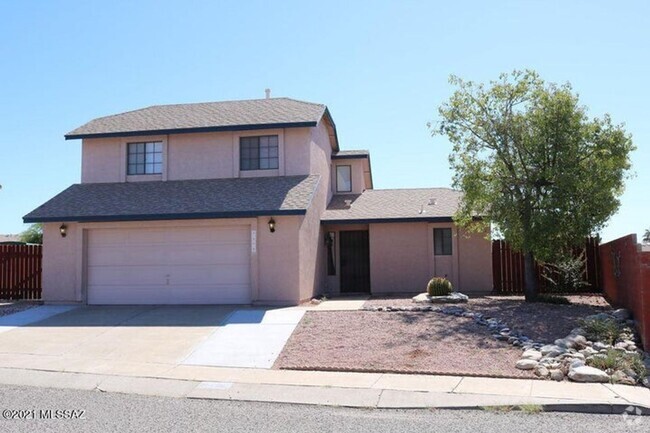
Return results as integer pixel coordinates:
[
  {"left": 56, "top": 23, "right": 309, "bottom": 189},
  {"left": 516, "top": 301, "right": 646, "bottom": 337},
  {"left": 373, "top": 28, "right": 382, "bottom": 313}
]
[{"left": 274, "top": 294, "right": 613, "bottom": 378}]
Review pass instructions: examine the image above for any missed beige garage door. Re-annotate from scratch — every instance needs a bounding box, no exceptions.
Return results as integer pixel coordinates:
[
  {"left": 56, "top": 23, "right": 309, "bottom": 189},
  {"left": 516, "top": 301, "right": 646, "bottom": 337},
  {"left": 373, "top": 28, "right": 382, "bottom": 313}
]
[{"left": 87, "top": 225, "right": 251, "bottom": 305}]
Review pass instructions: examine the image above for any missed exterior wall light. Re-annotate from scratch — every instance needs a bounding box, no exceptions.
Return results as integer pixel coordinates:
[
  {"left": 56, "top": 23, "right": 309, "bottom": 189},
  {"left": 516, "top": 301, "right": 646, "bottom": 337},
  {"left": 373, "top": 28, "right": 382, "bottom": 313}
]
[
  {"left": 59, "top": 223, "right": 67, "bottom": 238},
  {"left": 268, "top": 218, "right": 276, "bottom": 233}
]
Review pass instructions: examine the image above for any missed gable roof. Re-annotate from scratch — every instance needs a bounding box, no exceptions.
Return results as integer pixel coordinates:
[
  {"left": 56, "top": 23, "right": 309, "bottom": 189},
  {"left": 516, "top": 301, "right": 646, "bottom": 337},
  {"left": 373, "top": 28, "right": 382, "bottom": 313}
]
[
  {"left": 23, "top": 175, "right": 320, "bottom": 223},
  {"left": 65, "top": 98, "right": 338, "bottom": 146},
  {"left": 321, "top": 188, "right": 462, "bottom": 224}
]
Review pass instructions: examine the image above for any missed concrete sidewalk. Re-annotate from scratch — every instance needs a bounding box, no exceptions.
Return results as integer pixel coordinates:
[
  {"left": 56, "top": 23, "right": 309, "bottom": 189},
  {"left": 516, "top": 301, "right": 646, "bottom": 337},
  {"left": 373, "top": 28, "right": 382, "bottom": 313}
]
[{"left": 0, "top": 359, "right": 648, "bottom": 415}]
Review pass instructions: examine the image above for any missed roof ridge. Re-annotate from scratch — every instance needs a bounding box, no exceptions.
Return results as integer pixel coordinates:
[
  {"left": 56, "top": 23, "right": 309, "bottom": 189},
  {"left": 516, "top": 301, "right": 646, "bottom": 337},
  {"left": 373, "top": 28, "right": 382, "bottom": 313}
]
[{"left": 145, "top": 97, "right": 326, "bottom": 109}]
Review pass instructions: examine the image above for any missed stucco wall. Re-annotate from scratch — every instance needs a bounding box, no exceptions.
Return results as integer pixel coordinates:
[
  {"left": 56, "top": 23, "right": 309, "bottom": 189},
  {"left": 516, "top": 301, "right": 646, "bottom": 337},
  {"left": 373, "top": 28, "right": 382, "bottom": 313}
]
[
  {"left": 168, "top": 132, "right": 233, "bottom": 180},
  {"left": 42, "top": 222, "right": 81, "bottom": 302},
  {"left": 80, "top": 127, "right": 317, "bottom": 184},
  {"left": 331, "top": 158, "right": 367, "bottom": 194},
  {"left": 297, "top": 121, "right": 334, "bottom": 301},
  {"left": 363, "top": 222, "right": 492, "bottom": 295},
  {"left": 369, "top": 222, "right": 430, "bottom": 293},
  {"left": 41, "top": 217, "right": 304, "bottom": 305},
  {"left": 81, "top": 138, "right": 122, "bottom": 183}
]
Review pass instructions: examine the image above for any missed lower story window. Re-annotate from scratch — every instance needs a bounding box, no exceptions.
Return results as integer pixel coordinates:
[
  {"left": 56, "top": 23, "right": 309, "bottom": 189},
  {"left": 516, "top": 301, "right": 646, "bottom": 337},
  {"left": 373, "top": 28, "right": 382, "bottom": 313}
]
[{"left": 434, "top": 228, "right": 452, "bottom": 255}]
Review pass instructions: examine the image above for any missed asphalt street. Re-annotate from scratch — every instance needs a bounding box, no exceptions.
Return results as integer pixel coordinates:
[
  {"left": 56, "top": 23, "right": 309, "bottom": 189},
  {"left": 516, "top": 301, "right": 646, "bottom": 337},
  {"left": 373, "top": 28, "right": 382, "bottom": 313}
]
[{"left": 0, "top": 384, "right": 646, "bottom": 433}]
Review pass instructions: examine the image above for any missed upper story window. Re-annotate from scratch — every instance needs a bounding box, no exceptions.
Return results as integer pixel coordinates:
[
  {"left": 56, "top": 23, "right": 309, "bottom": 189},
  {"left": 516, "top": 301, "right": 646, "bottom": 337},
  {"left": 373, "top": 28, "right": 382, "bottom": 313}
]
[
  {"left": 434, "top": 228, "right": 453, "bottom": 255},
  {"left": 127, "top": 142, "right": 162, "bottom": 175},
  {"left": 336, "top": 165, "right": 352, "bottom": 192},
  {"left": 240, "top": 135, "right": 279, "bottom": 171}
]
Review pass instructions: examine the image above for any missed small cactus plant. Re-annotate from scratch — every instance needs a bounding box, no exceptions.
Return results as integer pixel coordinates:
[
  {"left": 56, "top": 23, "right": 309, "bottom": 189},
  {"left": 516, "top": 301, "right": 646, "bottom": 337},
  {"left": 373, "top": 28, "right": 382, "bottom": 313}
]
[{"left": 427, "top": 277, "right": 453, "bottom": 296}]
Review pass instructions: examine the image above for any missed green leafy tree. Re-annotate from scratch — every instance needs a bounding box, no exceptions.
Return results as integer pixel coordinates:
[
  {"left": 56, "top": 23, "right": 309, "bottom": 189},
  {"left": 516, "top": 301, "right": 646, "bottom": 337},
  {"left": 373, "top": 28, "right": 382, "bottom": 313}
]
[
  {"left": 644, "top": 229, "right": 650, "bottom": 244},
  {"left": 19, "top": 223, "right": 43, "bottom": 244},
  {"left": 433, "top": 70, "right": 634, "bottom": 301}
]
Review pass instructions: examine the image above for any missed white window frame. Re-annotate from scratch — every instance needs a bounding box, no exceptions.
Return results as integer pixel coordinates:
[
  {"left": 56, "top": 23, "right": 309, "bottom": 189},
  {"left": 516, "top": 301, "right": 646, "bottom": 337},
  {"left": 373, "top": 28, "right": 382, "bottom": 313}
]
[{"left": 336, "top": 165, "right": 352, "bottom": 193}]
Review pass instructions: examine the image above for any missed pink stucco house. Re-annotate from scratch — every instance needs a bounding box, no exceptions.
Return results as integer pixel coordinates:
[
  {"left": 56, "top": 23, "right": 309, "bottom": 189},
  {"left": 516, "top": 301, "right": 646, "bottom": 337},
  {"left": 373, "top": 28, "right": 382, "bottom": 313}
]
[{"left": 24, "top": 97, "right": 492, "bottom": 305}]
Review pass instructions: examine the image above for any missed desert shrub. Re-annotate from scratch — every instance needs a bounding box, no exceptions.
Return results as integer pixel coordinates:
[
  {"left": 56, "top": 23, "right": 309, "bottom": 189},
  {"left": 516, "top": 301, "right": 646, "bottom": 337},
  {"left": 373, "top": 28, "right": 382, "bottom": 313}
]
[
  {"left": 427, "top": 277, "right": 453, "bottom": 296},
  {"left": 587, "top": 349, "right": 646, "bottom": 379},
  {"left": 535, "top": 294, "right": 571, "bottom": 305},
  {"left": 578, "top": 317, "right": 622, "bottom": 345},
  {"left": 541, "top": 252, "right": 590, "bottom": 293}
]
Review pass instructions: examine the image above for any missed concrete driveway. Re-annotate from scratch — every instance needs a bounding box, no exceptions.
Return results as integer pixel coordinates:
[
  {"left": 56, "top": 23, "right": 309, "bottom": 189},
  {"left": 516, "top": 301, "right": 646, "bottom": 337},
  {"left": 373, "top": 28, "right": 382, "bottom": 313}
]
[{"left": 0, "top": 305, "right": 304, "bottom": 374}]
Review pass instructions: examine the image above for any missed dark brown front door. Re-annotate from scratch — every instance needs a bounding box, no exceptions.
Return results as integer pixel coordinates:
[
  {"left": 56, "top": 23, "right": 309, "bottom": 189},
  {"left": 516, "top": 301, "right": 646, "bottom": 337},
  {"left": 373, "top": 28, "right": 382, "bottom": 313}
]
[{"left": 339, "top": 230, "right": 370, "bottom": 293}]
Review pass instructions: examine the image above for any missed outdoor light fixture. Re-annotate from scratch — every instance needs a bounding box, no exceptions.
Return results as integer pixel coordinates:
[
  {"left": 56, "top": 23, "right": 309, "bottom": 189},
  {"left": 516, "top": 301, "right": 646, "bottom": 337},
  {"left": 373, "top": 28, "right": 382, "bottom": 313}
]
[
  {"left": 59, "top": 223, "right": 67, "bottom": 238},
  {"left": 268, "top": 218, "right": 276, "bottom": 233}
]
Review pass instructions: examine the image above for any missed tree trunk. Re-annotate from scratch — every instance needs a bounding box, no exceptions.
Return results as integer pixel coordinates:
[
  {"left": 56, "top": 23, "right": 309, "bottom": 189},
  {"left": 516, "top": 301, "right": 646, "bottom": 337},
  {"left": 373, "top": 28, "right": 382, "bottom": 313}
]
[{"left": 523, "top": 251, "right": 539, "bottom": 302}]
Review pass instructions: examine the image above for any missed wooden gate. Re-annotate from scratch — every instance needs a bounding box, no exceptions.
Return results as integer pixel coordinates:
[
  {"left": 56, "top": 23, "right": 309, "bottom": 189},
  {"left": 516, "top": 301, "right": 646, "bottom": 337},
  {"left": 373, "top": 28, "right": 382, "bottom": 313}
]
[
  {"left": 0, "top": 244, "right": 42, "bottom": 300},
  {"left": 492, "top": 238, "right": 600, "bottom": 294}
]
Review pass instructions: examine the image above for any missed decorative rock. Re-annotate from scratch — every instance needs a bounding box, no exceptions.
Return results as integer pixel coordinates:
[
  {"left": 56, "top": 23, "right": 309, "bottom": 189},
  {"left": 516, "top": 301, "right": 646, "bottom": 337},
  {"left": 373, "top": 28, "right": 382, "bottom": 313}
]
[
  {"left": 550, "top": 369, "right": 564, "bottom": 381},
  {"left": 593, "top": 342, "right": 610, "bottom": 351},
  {"left": 643, "top": 376, "right": 650, "bottom": 389},
  {"left": 412, "top": 292, "right": 469, "bottom": 304},
  {"left": 554, "top": 338, "right": 574, "bottom": 349},
  {"left": 516, "top": 359, "right": 539, "bottom": 370},
  {"left": 521, "top": 349, "right": 543, "bottom": 361},
  {"left": 570, "top": 359, "right": 585, "bottom": 369},
  {"left": 568, "top": 366, "right": 610, "bottom": 383},
  {"left": 580, "top": 347, "right": 598, "bottom": 357},
  {"left": 569, "top": 327, "right": 586, "bottom": 337},
  {"left": 611, "top": 370, "right": 636, "bottom": 385},
  {"left": 535, "top": 365, "right": 550, "bottom": 378},
  {"left": 612, "top": 308, "right": 631, "bottom": 321},
  {"left": 571, "top": 335, "right": 588, "bottom": 349},
  {"left": 540, "top": 344, "right": 565, "bottom": 357}
]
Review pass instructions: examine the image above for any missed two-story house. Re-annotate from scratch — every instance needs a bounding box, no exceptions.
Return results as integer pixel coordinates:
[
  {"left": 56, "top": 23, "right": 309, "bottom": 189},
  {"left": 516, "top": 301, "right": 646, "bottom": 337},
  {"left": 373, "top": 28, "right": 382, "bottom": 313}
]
[{"left": 24, "top": 97, "right": 492, "bottom": 305}]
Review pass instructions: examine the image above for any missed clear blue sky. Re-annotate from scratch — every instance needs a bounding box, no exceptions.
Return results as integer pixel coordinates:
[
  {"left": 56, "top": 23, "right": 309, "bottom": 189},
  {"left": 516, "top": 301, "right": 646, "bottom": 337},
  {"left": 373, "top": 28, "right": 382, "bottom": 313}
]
[{"left": 1, "top": 0, "right": 648, "bottom": 241}]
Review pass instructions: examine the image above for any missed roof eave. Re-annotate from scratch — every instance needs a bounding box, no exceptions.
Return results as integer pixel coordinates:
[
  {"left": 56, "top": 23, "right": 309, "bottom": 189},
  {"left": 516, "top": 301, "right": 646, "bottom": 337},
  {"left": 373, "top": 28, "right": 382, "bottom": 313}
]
[
  {"left": 24, "top": 209, "right": 307, "bottom": 224},
  {"left": 320, "top": 216, "right": 483, "bottom": 225},
  {"left": 64, "top": 121, "right": 318, "bottom": 140},
  {"left": 321, "top": 107, "right": 340, "bottom": 152}
]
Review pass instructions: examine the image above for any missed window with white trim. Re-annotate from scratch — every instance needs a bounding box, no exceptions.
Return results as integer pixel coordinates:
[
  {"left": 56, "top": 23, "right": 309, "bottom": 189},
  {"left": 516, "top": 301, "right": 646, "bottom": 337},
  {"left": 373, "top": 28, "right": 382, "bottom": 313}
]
[
  {"left": 336, "top": 165, "right": 352, "bottom": 192},
  {"left": 127, "top": 142, "right": 162, "bottom": 175}
]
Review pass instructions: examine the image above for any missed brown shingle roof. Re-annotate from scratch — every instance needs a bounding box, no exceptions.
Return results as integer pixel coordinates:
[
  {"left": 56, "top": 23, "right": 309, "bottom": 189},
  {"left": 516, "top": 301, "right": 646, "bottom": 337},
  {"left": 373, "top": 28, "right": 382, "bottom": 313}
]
[
  {"left": 331, "top": 150, "right": 369, "bottom": 159},
  {"left": 66, "top": 98, "right": 329, "bottom": 139},
  {"left": 24, "top": 175, "right": 320, "bottom": 223},
  {"left": 321, "top": 188, "right": 462, "bottom": 223}
]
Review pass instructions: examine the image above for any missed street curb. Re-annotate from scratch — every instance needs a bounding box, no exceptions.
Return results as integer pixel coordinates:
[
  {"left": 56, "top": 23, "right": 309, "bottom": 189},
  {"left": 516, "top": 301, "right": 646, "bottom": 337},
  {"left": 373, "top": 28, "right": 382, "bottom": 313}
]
[{"left": 0, "top": 367, "right": 648, "bottom": 416}]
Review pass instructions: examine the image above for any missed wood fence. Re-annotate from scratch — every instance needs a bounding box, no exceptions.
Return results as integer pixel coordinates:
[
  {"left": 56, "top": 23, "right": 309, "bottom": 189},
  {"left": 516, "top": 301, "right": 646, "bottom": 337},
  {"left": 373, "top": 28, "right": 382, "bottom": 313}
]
[
  {"left": 492, "top": 238, "right": 600, "bottom": 294},
  {"left": 0, "top": 244, "right": 42, "bottom": 300}
]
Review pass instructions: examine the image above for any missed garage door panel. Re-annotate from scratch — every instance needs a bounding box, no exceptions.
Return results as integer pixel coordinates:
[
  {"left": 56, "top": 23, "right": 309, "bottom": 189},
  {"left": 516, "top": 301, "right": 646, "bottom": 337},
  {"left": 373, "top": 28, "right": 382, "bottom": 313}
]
[
  {"left": 87, "top": 225, "right": 252, "bottom": 305},
  {"left": 88, "top": 246, "right": 169, "bottom": 266},
  {"left": 166, "top": 227, "right": 249, "bottom": 244},
  {"left": 88, "top": 286, "right": 250, "bottom": 305},
  {"left": 88, "top": 229, "right": 168, "bottom": 247},
  {"left": 87, "top": 266, "right": 170, "bottom": 286},
  {"left": 169, "top": 264, "right": 250, "bottom": 285},
  {"left": 171, "top": 244, "right": 250, "bottom": 265}
]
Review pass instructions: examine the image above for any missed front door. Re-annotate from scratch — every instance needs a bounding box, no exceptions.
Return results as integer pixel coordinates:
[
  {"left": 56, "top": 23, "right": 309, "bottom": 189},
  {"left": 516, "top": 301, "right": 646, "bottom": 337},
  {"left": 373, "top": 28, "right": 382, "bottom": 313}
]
[{"left": 339, "top": 230, "right": 370, "bottom": 293}]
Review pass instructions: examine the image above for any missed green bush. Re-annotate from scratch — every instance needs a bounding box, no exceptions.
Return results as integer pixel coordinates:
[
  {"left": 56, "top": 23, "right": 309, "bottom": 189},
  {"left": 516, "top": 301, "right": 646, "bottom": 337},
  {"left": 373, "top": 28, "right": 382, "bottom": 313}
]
[
  {"left": 427, "top": 277, "right": 453, "bottom": 296},
  {"left": 578, "top": 317, "right": 622, "bottom": 345},
  {"left": 535, "top": 294, "right": 571, "bottom": 305},
  {"left": 587, "top": 349, "right": 646, "bottom": 380},
  {"left": 541, "top": 252, "right": 590, "bottom": 293}
]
